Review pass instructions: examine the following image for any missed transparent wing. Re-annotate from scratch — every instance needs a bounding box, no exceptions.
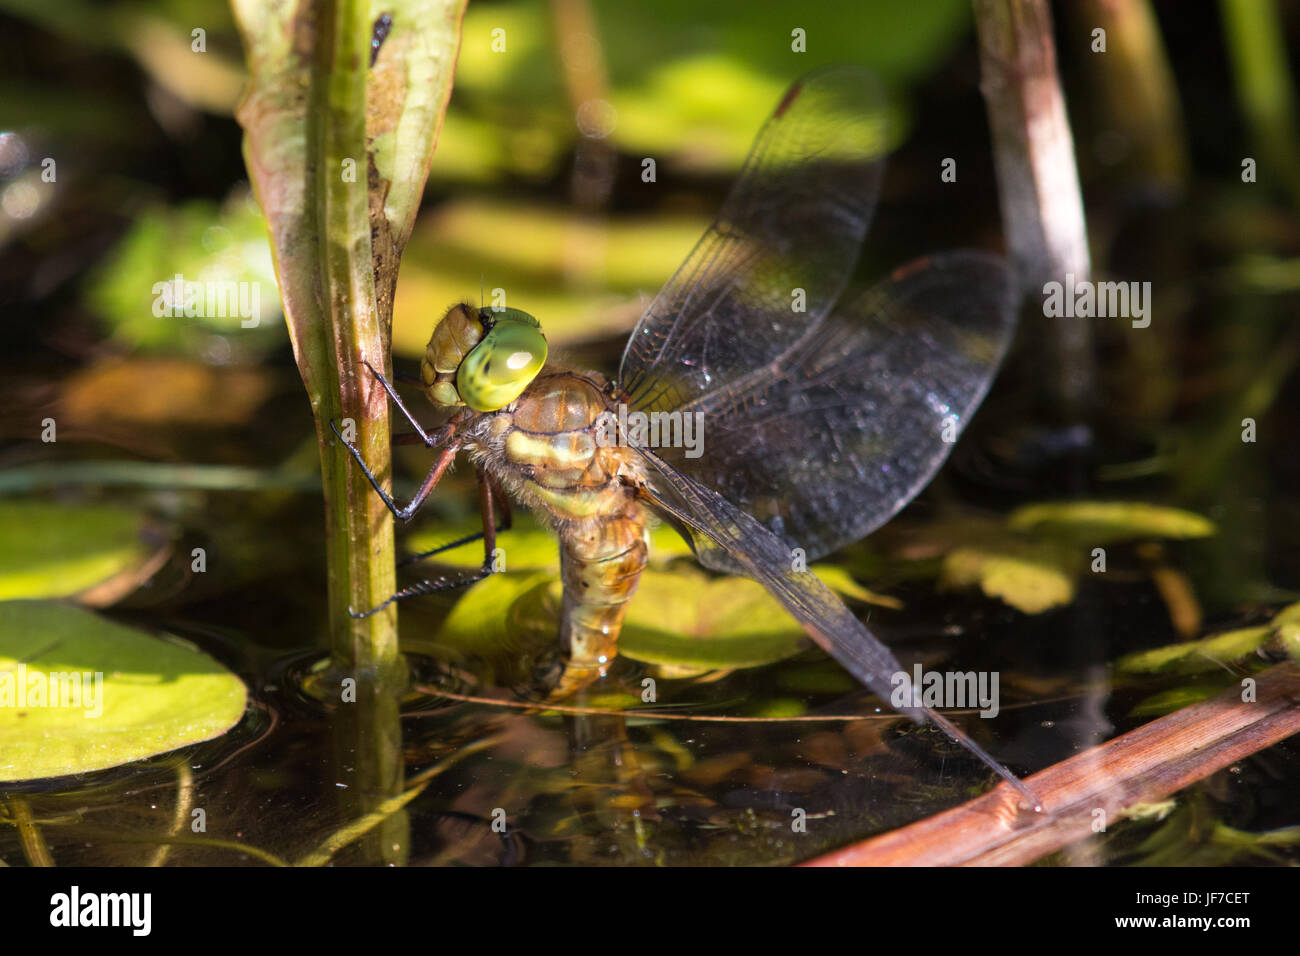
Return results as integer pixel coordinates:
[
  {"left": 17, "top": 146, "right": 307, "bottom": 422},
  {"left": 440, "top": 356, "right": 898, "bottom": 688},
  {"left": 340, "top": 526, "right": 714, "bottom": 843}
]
[
  {"left": 642, "top": 252, "right": 1019, "bottom": 568},
  {"left": 635, "top": 447, "right": 1043, "bottom": 805},
  {"left": 633, "top": 446, "right": 921, "bottom": 720},
  {"left": 618, "top": 66, "right": 887, "bottom": 413}
]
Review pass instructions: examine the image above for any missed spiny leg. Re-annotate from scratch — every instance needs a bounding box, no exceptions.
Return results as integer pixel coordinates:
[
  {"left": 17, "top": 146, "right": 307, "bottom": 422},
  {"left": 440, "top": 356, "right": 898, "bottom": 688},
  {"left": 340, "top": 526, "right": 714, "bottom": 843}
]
[
  {"left": 330, "top": 417, "right": 461, "bottom": 522},
  {"left": 398, "top": 474, "right": 512, "bottom": 567},
  {"left": 361, "top": 359, "right": 440, "bottom": 447},
  {"left": 350, "top": 469, "right": 506, "bottom": 619}
]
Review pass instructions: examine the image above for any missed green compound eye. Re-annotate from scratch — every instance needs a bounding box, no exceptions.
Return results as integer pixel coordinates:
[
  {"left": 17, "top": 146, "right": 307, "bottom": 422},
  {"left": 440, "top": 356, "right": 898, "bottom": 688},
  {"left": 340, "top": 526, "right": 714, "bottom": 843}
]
[{"left": 457, "top": 309, "right": 548, "bottom": 412}]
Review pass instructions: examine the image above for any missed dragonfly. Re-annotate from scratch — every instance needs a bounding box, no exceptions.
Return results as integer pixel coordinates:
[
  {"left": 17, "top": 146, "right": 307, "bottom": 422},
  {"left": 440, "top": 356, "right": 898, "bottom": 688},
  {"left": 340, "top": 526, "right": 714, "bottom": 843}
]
[{"left": 333, "top": 67, "right": 1038, "bottom": 809}]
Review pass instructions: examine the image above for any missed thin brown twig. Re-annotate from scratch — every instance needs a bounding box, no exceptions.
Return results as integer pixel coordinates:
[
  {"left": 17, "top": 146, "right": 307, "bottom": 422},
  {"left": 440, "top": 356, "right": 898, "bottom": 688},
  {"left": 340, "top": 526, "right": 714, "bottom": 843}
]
[{"left": 409, "top": 684, "right": 1076, "bottom": 722}]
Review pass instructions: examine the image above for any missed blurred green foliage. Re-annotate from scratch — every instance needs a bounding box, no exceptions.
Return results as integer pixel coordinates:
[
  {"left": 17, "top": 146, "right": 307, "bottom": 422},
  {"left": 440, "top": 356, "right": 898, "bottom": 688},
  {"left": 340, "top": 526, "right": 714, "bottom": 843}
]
[{"left": 86, "top": 188, "right": 282, "bottom": 359}]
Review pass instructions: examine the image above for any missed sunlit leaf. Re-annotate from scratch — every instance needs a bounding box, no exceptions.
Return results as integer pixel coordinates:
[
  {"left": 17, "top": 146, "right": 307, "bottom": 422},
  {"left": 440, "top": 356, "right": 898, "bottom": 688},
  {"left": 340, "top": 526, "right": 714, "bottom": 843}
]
[
  {"left": 1276, "top": 622, "right": 1300, "bottom": 663},
  {"left": 428, "top": 572, "right": 557, "bottom": 685},
  {"left": 1007, "top": 501, "right": 1216, "bottom": 544},
  {"left": 619, "top": 568, "right": 809, "bottom": 669},
  {"left": 0, "top": 600, "right": 246, "bottom": 781},
  {"left": 86, "top": 188, "right": 283, "bottom": 358},
  {"left": 1117, "top": 625, "right": 1272, "bottom": 675},
  {"left": 0, "top": 501, "right": 166, "bottom": 604},
  {"left": 940, "top": 540, "right": 1081, "bottom": 614},
  {"left": 812, "top": 566, "right": 902, "bottom": 609}
]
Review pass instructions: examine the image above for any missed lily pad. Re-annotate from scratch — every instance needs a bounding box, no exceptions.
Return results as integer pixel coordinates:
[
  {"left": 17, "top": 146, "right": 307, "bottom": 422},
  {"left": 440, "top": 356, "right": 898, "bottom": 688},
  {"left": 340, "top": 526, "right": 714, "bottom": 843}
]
[
  {"left": 435, "top": 565, "right": 810, "bottom": 671},
  {"left": 407, "top": 515, "right": 897, "bottom": 609},
  {"left": 434, "top": 571, "right": 556, "bottom": 657},
  {"left": 0, "top": 500, "right": 168, "bottom": 604},
  {"left": 619, "top": 568, "right": 809, "bottom": 669},
  {"left": 0, "top": 600, "right": 247, "bottom": 782},
  {"left": 1007, "top": 501, "right": 1216, "bottom": 545},
  {"left": 431, "top": 556, "right": 889, "bottom": 675}
]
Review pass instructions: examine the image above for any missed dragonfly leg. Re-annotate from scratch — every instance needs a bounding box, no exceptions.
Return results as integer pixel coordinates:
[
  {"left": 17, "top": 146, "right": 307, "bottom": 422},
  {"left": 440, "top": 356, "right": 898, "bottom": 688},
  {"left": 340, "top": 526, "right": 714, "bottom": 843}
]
[
  {"left": 397, "top": 471, "right": 511, "bottom": 567},
  {"left": 361, "top": 360, "right": 440, "bottom": 447},
  {"left": 329, "top": 418, "right": 461, "bottom": 522},
  {"left": 924, "top": 707, "right": 1044, "bottom": 813},
  {"left": 348, "top": 564, "right": 495, "bottom": 619},
  {"left": 350, "top": 470, "right": 504, "bottom": 619}
]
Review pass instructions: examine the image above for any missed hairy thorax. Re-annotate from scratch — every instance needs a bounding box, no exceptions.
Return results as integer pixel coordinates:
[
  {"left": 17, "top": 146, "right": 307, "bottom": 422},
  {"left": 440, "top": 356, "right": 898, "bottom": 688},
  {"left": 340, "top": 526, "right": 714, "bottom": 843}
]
[{"left": 465, "top": 370, "right": 644, "bottom": 528}]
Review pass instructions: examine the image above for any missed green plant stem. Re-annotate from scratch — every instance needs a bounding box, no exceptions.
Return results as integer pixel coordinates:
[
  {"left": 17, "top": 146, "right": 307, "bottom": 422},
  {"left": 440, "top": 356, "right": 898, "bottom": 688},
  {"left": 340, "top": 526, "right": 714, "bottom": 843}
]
[
  {"left": 6, "top": 796, "right": 55, "bottom": 866},
  {"left": 1221, "top": 0, "right": 1300, "bottom": 207},
  {"left": 306, "top": 0, "right": 401, "bottom": 685}
]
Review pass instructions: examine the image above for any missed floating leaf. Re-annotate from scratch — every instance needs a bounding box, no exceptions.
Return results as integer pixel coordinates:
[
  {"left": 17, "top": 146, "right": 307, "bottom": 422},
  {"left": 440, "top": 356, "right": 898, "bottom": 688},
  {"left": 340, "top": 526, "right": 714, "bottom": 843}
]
[
  {"left": 0, "top": 501, "right": 167, "bottom": 604},
  {"left": 812, "top": 566, "right": 903, "bottom": 609},
  {"left": 1007, "top": 501, "right": 1216, "bottom": 544},
  {"left": 1128, "top": 681, "right": 1230, "bottom": 717},
  {"left": 619, "top": 568, "right": 809, "bottom": 669},
  {"left": 1275, "top": 623, "right": 1300, "bottom": 663},
  {"left": 410, "top": 515, "right": 888, "bottom": 610},
  {"left": 0, "top": 601, "right": 247, "bottom": 781},
  {"left": 437, "top": 564, "right": 809, "bottom": 671},
  {"left": 1118, "top": 626, "right": 1273, "bottom": 675},
  {"left": 428, "top": 572, "right": 558, "bottom": 685},
  {"left": 430, "top": 553, "right": 885, "bottom": 675},
  {"left": 940, "top": 539, "right": 1082, "bottom": 614},
  {"left": 406, "top": 518, "right": 564, "bottom": 573},
  {"left": 1271, "top": 601, "right": 1300, "bottom": 624}
]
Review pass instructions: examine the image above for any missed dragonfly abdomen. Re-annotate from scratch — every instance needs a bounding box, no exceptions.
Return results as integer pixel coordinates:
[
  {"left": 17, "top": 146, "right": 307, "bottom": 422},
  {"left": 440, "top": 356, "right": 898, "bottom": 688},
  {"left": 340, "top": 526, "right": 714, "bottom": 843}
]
[
  {"left": 552, "top": 503, "right": 648, "bottom": 697},
  {"left": 479, "top": 371, "right": 649, "bottom": 695}
]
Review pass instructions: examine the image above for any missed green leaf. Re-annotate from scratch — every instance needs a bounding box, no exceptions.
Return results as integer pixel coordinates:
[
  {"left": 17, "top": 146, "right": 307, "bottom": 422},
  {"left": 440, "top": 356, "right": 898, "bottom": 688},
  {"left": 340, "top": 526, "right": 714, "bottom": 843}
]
[
  {"left": 431, "top": 559, "right": 878, "bottom": 674},
  {"left": 1129, "top": 681, "right": 1229, "bottom": 717},
  {"left": 0, "top": 500, "right": 163, "bottom": 603},
  {"left": 1117, "top": 625, "right": 1273, "bottom": 674},
  {"left": 812, "top": 566, "right": 903, "bottom": 609},
  {"left": 1276, "top": 622, "right": 1300, "bottom": 663},
  {"left": 619, "top": 569, "right": 809, "bottom": 669},
  {"left": 0, "top": 600, "right": 247, "bottom": 782},
  {"left": 85, "top": 189, "right": 283, "bottom": 357},
  {"left": 940, "top": 539, "right": 1082, "bottom": 614},
  {"left": 434, "top": 571, "right": 556, "bottom": 656},
  {"left": 1007, "top": 501, "right": 1216, "bottom": 544}
]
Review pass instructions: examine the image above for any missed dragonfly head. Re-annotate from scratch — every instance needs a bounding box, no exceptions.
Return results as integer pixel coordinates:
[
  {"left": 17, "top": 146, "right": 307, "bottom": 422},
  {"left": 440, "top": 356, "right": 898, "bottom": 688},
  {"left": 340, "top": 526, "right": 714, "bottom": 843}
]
[{"left": 421, "top": 303, "right": 548, "bottom": 412}]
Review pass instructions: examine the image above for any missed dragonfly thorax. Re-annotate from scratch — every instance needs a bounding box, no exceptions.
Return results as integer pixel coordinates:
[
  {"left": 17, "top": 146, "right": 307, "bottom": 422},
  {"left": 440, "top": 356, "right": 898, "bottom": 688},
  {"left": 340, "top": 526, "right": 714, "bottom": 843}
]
[{"left": 420, "top": 303, "right": 548, "bottom": 412}]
